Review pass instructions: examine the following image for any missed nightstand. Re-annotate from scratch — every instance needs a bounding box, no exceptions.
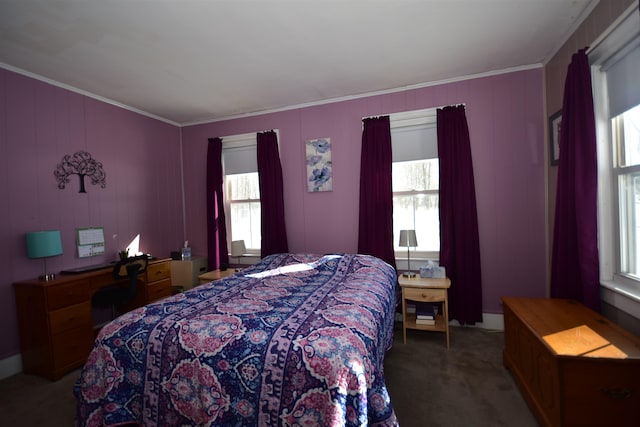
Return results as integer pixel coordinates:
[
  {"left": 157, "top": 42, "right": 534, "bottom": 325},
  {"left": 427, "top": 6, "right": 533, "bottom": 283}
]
[
  {"left": 398, "top": 275, "right": 451, "bottom": 348},
  {"left": 198, "top": 268, "right": 236, "bottom": 285}
]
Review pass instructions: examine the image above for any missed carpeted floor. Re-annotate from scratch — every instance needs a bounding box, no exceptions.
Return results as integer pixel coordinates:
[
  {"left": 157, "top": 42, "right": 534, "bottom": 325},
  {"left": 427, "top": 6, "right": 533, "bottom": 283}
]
[
  {"left": 0, "top": 325, "right": 537, "bottom": 426},
  {"left": 385, "top": 326, "right": 538, "bottom": 427}
]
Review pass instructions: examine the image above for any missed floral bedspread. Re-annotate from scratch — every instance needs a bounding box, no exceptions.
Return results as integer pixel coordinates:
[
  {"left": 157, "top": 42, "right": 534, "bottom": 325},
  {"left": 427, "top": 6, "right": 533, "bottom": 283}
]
[{"left": 75, "top": 253, "right": 399, "bottom": 426}]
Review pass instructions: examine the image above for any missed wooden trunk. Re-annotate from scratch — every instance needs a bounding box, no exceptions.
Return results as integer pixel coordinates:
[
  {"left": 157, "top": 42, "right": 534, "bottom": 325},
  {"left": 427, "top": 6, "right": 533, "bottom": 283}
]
[{"left": 502, "top": 297, "right": 640, "bottom": 427}]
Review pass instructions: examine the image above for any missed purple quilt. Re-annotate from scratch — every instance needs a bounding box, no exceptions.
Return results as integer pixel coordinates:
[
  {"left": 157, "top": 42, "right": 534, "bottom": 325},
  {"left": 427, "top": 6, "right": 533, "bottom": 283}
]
[{"left": 75, "top": 253, "right": 399, "bottom": 426}]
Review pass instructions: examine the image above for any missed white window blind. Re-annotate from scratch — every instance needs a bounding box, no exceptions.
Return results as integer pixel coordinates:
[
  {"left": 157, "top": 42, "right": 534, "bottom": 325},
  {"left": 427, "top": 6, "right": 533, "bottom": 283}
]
[
  {"left": 390, "top": 108, "right": 438, "bottom": 161},
  {"left": 222, "top": 133, "right": 257, "bottom": 175},
  {"left": 606, "top": 41, "right": 640, "bottom": 118},
  {"left": 391, "top": 124, "right": 438, "bottom": 161},
  {"left": 591, "top": 6, "right": 640, "bottom": 119}
]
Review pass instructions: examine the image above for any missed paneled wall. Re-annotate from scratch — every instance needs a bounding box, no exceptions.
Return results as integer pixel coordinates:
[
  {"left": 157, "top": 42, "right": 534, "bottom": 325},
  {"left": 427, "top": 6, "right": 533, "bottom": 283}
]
[
  {"left": 0, "top": 68, "right": 184, "bottom": 360},
  {"left": 182, "top": 68, "right": 547, "bottom": 320}
]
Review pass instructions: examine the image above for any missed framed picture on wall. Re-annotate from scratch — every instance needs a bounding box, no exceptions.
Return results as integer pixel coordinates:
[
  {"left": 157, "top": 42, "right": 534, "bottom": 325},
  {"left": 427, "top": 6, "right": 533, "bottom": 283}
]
[
  {"left": 305, "top": 137, "right": 333, "bottom": 192},
  {"left": 549, "top": 110, "right": 562, "bottom": 166}
]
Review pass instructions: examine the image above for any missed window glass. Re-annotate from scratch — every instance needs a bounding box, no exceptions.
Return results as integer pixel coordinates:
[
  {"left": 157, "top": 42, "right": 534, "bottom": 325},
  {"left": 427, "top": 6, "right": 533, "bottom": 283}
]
[
  {"left": 613, "top": 104, "right": 640, "bottom": 279},
  {"left": 614, "top": 105, "right": 640, "bottom": 168},
  {"left": 392, "top": 159, "right": 440, "bottom": 253},
  {"left": 225, "top": 172, "right": 261, "bottom": 250}
]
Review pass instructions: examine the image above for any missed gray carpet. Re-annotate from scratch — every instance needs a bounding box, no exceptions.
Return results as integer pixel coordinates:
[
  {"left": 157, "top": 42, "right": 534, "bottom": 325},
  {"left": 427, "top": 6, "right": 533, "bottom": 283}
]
[
  {"left": 0, "top": 325, "right": 537, "bottom": 426},
  {"left": 385, "top": 326, "right": 538, "bottom": 427}
]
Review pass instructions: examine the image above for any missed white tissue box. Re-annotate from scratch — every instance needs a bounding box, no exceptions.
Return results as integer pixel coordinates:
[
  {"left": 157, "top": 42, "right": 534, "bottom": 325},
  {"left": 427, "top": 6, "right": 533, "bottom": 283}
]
[
  {"left": 419, "top": 265, "right": 433, "bottom": 278},
  {"left": 420, "top": 260, "right": 445, "bottom": 278},
  {"left": 432, "top": 266, "right": 446, "bottom": 278}
]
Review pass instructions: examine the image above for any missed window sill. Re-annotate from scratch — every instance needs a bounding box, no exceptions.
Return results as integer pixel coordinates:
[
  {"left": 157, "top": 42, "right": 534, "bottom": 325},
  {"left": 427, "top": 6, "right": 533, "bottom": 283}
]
[{"left": 600, "top": 280, "right": 640, "bottom": 319}]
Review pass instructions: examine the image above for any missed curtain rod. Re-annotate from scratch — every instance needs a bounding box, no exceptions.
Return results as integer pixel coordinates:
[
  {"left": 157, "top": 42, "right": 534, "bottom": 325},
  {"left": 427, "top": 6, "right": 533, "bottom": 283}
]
[{"left": 361, "top": 103, "right": 466, "bottom": 121}]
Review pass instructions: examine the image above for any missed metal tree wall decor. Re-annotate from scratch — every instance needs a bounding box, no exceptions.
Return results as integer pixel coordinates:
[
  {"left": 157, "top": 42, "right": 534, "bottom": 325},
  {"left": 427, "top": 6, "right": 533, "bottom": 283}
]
[{"left": 54, "top": 150, "right": 106, "bottom": 193}]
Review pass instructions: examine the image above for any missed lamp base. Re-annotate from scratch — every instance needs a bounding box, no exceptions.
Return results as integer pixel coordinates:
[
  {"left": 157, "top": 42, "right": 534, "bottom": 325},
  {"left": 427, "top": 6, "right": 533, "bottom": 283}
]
[
  {"left": 39, "top": 273, "right": 56, "bottom": 281},
  {"left": 402, "top": 271, "right": 416, "bottom": 278}
]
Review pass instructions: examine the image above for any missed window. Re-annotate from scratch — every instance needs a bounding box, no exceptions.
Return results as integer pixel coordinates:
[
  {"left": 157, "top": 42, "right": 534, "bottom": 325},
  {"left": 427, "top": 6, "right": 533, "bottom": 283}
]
[
  {"left": 225, "top": 172, "right": 261, "bottom": 250},
  {"left": 222, "top": 133, "right": 261, "bottom": 253},
  {"left": 590, "top": 5, "right": 640, "bottom": 289},
  {"left": 390, "top": 108, "right": 439, "bottom": 259},
  {"left": 613, "top": 105, "right": 640, "bottom": 279}
]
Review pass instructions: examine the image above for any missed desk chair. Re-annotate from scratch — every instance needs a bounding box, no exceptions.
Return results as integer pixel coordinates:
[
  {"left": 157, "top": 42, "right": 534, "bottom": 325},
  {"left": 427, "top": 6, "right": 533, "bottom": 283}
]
[{"left": 91, "top": 254, "right": 148, "bottom": 321}]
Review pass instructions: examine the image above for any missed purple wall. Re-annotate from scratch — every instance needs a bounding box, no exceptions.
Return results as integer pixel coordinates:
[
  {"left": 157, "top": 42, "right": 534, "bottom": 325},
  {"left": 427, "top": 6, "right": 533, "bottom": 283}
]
[
  {"left": 182, "top": 69, "right": 547, "bottom": 317},
  {"left": 0, "top": 66, "right": 547, "bottom": 363},
  {"left": 0, "top": 69, "right": 184, "bottom": 359}
]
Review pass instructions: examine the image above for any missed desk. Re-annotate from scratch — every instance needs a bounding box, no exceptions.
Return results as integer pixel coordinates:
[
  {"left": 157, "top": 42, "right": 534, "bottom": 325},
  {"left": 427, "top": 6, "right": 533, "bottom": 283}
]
[{"left": 13, "top": 258, "right": 172, "bottom": 380}]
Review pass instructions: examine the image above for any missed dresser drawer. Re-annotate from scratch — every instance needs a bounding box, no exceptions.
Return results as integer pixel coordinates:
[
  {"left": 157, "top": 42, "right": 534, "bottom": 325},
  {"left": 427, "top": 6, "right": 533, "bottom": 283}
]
[
  {"left": 404, "top": 287, "right": 446, "bottom": 302},
  {"left": 147, "top": 278, "right": 172, "bottom": 302},
  {"left": 51, "top": 326, "right": 94, "bottom": 372},
  {"left": 49, "top": 302, "right": 92, "bottom": 334},
  {"left": 91, "top": 273, "right": 125, "bottom": 290},
  {"left": 46, "top": 280, "right": 93, "bottom": 310},
  {"left": 147, "top": 261, "right": 171, "bottom": 282}
]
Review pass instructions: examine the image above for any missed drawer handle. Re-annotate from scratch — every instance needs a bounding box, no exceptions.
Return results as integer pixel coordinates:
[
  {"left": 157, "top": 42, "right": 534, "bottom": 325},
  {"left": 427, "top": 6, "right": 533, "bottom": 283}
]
[{"left": 601, "top": 387, "right": 634, "bottom": 399}]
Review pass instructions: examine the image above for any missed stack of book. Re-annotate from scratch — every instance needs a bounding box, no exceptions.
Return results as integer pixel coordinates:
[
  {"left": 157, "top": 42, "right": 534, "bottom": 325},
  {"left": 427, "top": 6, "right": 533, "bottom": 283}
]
[{"left": 415, "top": 302, "right": 437, "bottom": 325}]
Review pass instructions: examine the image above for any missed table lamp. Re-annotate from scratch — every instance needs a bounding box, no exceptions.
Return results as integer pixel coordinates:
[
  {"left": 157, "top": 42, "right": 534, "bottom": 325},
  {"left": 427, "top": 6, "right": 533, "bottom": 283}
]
[
  {"left": 26, "top": 230, "right": 63, "bottom": 281},
  {"left": 399, "top": 229, "right": 417, "bottom": 278},
  {"left": 230, "top": 240, "right": 246, "bottom": 271}
]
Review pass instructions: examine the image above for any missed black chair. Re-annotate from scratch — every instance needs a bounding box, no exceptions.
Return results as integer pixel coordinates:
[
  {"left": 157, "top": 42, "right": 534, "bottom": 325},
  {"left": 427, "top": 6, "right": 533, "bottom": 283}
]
[{"left": 91, "top": 254, "right": 149, "bottom": 320}]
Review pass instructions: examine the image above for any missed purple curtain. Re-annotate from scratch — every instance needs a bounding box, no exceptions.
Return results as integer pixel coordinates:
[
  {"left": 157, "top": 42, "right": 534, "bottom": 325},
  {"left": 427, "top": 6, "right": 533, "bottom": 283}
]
[
  {"left": 358, "top": 116, "right": 396, "bottom": 270},
  {"left": 550, "top": 49, "right": 600, "bottom": 311},
  {"left": 257, "top": 130, "right": 289, "bottom": 257},
  {"left": 437, "top": 105, "right": 483, "bottom": 325},
  {"left": 206, "top": 137, "right": 229, "bottom": 270}
]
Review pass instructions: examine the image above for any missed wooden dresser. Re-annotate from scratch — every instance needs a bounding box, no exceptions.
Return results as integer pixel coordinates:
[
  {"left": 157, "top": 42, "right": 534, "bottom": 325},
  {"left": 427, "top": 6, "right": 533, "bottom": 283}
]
[
  {"left": 14, "top": 258, "right": 172, "bottom": 380},
  {"left": 502, "top": 297, "right": 640, "bottom": 427}
]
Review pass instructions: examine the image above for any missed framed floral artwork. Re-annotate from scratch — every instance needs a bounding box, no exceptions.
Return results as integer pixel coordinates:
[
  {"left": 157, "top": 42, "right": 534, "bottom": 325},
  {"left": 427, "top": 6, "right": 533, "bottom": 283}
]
[{"left": 306, "top": 137, "right": 332, "bottom": 192}]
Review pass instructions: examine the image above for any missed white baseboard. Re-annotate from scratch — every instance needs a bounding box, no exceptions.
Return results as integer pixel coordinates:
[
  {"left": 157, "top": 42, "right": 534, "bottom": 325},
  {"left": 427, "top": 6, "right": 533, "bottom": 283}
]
[
  {"left": 0, "top": 354, "right": 23, "bottom": 380},
  {"left": 449, "top": 313, "right": 504, "bottom": 331}
]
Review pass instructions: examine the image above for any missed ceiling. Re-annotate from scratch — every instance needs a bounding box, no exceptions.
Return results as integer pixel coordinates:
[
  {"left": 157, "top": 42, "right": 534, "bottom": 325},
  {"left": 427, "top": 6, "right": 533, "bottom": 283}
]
[{"left": 0, "top": 0, "right": 596, "bottom": 126}]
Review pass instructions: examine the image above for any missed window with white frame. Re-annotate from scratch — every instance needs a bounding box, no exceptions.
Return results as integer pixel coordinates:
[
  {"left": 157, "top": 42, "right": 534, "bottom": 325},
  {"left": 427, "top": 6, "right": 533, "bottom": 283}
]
[
  {"left": 222, "top": 133, "right": 261, "bottom": 253},
  {"left": 613, "top": 105, "right": 640, "bottom": 279},
  {"left": 390, "top": 108, "right": 439, "bottom": 259},
  {"left": 590, "top": 5, "right": 640, "bottom": 289}
]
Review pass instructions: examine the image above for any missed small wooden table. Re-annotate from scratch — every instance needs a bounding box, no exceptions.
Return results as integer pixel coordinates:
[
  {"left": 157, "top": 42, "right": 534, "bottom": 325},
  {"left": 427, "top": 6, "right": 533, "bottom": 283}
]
[
  {"left": 399, "top": 275, "right": 451, "bottom": 348},
  {"left": 198, "top": 268, "right": 236, "bottom": 285}
]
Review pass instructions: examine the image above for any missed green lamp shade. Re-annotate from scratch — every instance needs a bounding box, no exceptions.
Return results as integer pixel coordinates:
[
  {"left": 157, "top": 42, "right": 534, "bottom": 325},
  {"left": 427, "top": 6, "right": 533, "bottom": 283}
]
[{"left": 26, "top": 230, "right": 63, "bottom": 258}]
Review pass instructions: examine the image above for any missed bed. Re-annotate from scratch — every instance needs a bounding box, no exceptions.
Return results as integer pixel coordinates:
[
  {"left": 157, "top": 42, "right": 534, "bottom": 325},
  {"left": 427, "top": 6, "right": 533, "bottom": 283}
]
[{"left": 74, "top": 253, "right": 400, "bottom": 426}]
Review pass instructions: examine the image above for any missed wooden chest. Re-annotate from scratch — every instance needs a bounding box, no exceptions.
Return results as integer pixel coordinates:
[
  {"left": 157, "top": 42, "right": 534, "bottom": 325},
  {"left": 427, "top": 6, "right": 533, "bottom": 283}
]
[{"left": 502, "top": 297, "right": 640, "bottom": 427}]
